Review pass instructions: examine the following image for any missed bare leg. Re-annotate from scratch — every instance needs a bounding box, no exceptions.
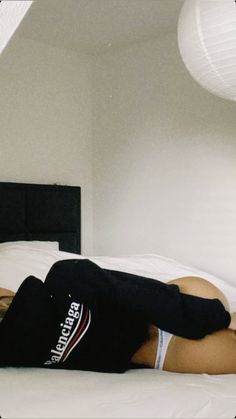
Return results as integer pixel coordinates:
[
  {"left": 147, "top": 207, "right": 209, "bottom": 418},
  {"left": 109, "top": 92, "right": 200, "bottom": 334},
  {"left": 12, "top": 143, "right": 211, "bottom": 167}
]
[{"left": 164, "top": 277, "right": 236, "bottom": 374}]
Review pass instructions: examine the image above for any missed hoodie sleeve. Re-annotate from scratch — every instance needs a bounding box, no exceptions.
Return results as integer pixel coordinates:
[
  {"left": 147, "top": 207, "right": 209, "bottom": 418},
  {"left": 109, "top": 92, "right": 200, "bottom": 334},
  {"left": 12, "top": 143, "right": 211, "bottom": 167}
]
[{"left": 44, "top": 259, "right": 231, "bottom": 340}]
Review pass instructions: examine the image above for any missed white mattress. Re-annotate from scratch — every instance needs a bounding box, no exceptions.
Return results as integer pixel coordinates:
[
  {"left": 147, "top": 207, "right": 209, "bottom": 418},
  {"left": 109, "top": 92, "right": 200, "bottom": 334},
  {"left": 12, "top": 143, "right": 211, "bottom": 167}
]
[{"left": 0, "top": 246, "right": 236, "bottom": 418}]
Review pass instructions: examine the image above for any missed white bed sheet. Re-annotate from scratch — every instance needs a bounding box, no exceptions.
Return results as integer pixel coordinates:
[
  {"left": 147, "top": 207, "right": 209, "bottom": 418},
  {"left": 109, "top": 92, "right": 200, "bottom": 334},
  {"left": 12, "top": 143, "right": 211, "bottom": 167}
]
[
  {"left": 0, "top": 248, "right": 236, "bottom": 418},
  {"left": 1, "top": 368, "right": 236, "bottom": 419}
]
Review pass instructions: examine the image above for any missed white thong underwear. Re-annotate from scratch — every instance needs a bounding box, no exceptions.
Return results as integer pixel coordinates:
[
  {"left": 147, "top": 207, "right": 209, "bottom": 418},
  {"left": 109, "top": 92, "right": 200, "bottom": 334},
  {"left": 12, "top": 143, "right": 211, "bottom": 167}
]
[{"left": 154, "top": 328, "right": 173, "bottom": 370}]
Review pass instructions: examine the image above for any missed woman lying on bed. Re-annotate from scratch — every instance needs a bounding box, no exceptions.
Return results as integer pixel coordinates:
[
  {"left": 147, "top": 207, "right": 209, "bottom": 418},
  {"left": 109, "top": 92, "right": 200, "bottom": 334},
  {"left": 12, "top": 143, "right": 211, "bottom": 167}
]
[{"left": 0, "top": 259, "right": 236, "bottom": 374}]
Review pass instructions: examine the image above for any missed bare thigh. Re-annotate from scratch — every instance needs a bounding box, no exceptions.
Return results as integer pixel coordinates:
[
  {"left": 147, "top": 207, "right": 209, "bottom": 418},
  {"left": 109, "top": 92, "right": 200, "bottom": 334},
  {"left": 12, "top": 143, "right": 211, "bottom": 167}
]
[
  {"left": 164, "top": 276, "right": 235, "bottom": 374},
  {"left": 164, "top": 328, "right": 236, "bottom": 374},
  {"left": 131, "top": 276, "right": 233, "bottom": 372}
]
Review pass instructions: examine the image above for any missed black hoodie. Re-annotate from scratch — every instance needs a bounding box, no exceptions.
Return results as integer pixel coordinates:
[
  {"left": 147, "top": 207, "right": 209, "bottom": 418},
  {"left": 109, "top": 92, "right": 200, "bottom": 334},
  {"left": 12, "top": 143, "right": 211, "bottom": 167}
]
[{"left": 0, "top": 259, "right": 231, "bottom": 373}]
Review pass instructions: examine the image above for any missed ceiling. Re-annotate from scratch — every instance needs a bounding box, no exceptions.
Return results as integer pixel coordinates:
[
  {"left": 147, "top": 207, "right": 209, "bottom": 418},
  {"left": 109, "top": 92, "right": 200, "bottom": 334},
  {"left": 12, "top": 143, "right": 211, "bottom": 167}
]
[{"left": 16, "top": 0, "right": 184, "bottom": 56}]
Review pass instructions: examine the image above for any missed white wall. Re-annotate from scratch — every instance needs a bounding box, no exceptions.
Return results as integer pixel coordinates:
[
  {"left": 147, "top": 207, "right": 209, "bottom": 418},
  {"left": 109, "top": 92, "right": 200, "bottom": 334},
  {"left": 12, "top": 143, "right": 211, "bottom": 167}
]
[
  {"left": 1, "top": 29, "right": 236, "bottom": 284},
  {"left": 0, "top": 36, "right": 93, "bottom": 254},
  {"left": 92, "top": 34, "right": 236, "bottom": 284}
]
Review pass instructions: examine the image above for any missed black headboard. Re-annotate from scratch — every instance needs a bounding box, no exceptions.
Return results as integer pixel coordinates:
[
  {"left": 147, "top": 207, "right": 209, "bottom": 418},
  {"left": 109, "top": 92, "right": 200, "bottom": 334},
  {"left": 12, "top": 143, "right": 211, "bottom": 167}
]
[{"left": 0, "top": 182, "right": 81, "bottom": 254}]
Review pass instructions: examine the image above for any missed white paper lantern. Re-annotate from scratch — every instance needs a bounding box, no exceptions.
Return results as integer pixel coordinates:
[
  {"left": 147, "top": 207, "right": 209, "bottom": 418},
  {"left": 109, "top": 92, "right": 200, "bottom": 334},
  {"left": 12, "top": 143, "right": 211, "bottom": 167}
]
[
  {"left": 178, "top": 0, "right": 236, "bottom": 101},
  {"left": 0, "top": 1, "right": 32, "bottom": 55}
]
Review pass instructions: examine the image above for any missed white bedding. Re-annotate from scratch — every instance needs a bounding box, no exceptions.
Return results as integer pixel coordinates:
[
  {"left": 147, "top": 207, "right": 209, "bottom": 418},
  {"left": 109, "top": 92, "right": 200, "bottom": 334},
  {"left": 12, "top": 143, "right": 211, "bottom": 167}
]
[{"left": 0, "top": 247, "right": 236, "bottom": 418}]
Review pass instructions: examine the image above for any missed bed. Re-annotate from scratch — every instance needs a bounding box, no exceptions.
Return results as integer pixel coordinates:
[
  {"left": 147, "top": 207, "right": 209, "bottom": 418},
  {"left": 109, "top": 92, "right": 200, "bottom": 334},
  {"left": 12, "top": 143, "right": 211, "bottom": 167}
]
[{"left": 0, "top": 182, "right": 236, "bottom": 419}]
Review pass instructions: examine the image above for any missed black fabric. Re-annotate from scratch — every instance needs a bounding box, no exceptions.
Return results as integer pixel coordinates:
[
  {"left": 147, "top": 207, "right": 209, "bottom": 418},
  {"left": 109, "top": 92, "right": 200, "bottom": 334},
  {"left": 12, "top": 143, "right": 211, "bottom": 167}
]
[
  {"left": 0, "top": 182, "right": 81, "bottom": 253},
  {"left": 0, "top": 259, "right": 231, "bottom": 373},
  {"left": 0, "top": 189, "right": 25, "bottom": 232}
]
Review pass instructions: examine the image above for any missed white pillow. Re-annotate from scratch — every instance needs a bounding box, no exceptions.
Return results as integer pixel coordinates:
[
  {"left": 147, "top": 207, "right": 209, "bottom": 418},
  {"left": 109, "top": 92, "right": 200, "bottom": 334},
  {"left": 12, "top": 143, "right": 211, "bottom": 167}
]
[
  {"left": 0, "top": 246, "right": 83, "bottom": 291},
  {"left": 0, "top": 241, "right": 59, "bottom": 250}
]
